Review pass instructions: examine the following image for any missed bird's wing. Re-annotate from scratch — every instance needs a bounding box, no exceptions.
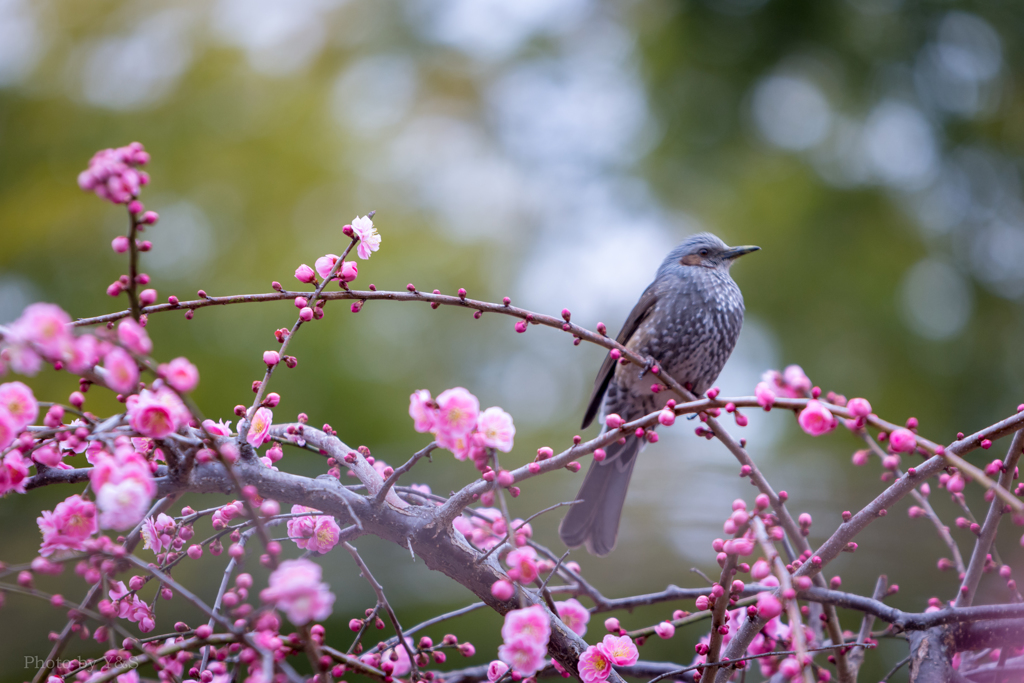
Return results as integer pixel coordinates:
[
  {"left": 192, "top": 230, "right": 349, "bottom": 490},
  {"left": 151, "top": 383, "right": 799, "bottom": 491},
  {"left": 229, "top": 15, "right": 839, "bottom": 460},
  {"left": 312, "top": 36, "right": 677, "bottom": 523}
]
[{"left": 581, "top": 283, "right": 660, "bottom": 429}]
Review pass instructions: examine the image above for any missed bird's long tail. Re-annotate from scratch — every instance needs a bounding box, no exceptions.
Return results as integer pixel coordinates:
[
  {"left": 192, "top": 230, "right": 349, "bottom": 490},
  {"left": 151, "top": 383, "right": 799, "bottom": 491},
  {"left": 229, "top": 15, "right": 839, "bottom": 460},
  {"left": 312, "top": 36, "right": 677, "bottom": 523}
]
[{"left": 558, "top": 434, "right": 642, "bottom": 556}]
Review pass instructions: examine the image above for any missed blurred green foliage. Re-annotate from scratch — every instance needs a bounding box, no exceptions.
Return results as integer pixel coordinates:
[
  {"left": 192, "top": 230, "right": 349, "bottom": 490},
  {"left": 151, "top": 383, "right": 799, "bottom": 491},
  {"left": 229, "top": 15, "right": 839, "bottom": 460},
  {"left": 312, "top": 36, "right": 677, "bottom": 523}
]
[{"left": 1, "top": 0, "right": 1023, "bottom": 680}]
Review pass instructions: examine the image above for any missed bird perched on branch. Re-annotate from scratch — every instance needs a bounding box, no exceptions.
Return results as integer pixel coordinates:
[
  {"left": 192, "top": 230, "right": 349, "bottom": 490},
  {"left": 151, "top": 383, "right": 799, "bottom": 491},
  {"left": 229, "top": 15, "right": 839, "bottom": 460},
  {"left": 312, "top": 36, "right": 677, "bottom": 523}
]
[{"left": 559, "top": 233, "right": 759, "bottom": 556}]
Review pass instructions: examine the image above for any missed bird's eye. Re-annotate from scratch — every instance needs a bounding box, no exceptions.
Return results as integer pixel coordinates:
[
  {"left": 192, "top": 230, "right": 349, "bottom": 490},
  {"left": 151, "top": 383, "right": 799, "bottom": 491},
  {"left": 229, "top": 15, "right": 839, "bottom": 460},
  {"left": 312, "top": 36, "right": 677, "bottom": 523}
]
[{"left": 699, "top": 249, "right": 709, "bottom": 257}]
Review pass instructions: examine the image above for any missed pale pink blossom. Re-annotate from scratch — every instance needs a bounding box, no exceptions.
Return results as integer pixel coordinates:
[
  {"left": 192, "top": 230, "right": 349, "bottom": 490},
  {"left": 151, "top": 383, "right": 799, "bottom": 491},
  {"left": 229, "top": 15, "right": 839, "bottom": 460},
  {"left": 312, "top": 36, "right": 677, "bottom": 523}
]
[
  {"left": 487, "top": 661, "right": 509, "bottom": 682},
  {"left": 782, "top": 365, "right": 811, "bottom": 394},
  {"left": 90, "top": 450, "right": 156, "bottom": 530},
  {"left": 351, "top": 215, "right": 380, "bottom": 260},
  {"left": 555, "top": 598, "right": 590, "bottom": 636},
  {"left": 141, "top": 513, "right": 176, "bottom": 554},
  {"left": 846, "top": 397, "right": 872, "bottom": 418},
  {"left": 373, "top": 638, "right": 413, "bottom": 677},
  {"left": 37, "top": 494, "right": 97, "bottom": 557},
  {"left": 247, "top": 407, "right": 273, "bottom": 447},
  {"left": 127, "top": 386, "right": 189, "bottom": 439},
  {"left": 117, "top": 318, "right": 152, "bottom": 356},
  {"left": 159, "top": 357, "right": 199, "bottom": 393},
  {"left": 68, "top": 334, "right": 101, "bottom": 374},
  {"left": 797, "top": 400, "right": 836, "bottom": 437},
  {"left": 751, "top": 559, "right": 772, "bottom": 580},
  {"left": 107, "top": 580, "right": 156, "bottom": 631},
  {"left": 755, "top": 382, "right": 776, "bottom": 408},
  {"left": 32, "top": 445, "right": 63, "bottom": 467},
  {"left": 409, "top": 390, "right": 436, "bottom": 432},
  {"left": 0, "top": 451, "right": 30, "bottom": 495},
  {"left": 578, "top": 645, "right": 613, "bottom": 683},
  {"left": 435, "top": 387, "right": 480, "bottom": 437},
  {"left": 497, "top": 636, "right": 547, "bottom": 676},
  {"left": 286, "top": 505, "right": 342, "bottom": 554},
  {"left": 501, "top": 605, "right": 551, "bottom": 646},
  {"left": 202, "top": 419, "right": 233, "bottom": 436},
  {"left": 506, "top": 546, "right": 540, "bottom": 583},
  {"left": 889, "top": 428, "right": 917, "bottom": 453},
  {"left": 477, "top": 407, "right": 516, "bottom": 452},
  {"left": 8, "top": 303, "right": 74, "bottom": 361},
  {"left": 103, "top": 347, "right": 139, "bottom": 394},
  {"left": 0, "top": 381, "right": 37, "bottom": 430},
  {"left": 437, "top": 429, "right": 471, "bottom": 460},
  {"left": 260, "top": 558, "right": 336, "bottom": 625},
  {"left": 600, "top": 634, "right": 639, "bottom": 666},
  {"left": 77, "top": 143, "right": 150, "bottom": 204},
  {"left": 0, "top": 407, "right": 17, "bottom": 450}
]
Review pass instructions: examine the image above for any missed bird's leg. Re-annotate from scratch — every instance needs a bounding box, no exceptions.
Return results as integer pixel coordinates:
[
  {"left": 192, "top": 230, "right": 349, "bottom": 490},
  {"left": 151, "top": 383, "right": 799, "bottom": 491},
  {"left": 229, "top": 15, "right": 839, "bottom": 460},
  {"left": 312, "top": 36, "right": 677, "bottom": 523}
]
[{"left": 636, "top": 357, "right": 656, "bottom": 380}]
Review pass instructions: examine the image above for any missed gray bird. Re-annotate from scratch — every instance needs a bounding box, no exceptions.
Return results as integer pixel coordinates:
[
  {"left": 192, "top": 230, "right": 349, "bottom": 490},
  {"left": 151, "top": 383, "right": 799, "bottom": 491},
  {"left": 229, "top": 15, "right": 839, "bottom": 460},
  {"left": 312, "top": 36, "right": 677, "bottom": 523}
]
[{"left": 559, "top": 233, "right": 759, "bottom": 556}]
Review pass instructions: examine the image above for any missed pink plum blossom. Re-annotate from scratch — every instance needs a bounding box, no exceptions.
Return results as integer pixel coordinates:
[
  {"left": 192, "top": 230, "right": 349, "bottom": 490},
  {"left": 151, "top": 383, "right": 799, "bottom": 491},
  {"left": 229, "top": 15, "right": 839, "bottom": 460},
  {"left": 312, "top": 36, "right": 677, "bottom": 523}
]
[
  {"left": 487, "top": 661, "right": 509, "bottom": 682},
  {"left": 782, "top": 365, "right": 811, "bottom": 394},
  {"left": 159, "top": 357, "right": 199, "bottom": 393},
  {"left": 90, "top": 450, "right": 156, "bottom": 530},
  {"left": 37, "top": 494, "right": 97, "bottom": 557},
  {"left": 0, "top": 408, "right": 17, "bottom": 451},
  {"left": 352, "top": 215, "right": 381, "bottom": 260},
  {"left": 409, "top": 390, "right": 436, "bottom": 433},
  {"left": 506, "top": 546, "right": 540, "bottom": 583},
  {"left": 555, "top": 598, "right": 590, "bottom": 636},
  {"left": 202, "top": 419, "right": 233, "bottom": 436},
  {"left": 498, "top": 636, "right": 547, "bottom": 676},
  {"left": 436, "top": 387, "right": 480, "bottom": 437},
  {"left": 0, "top": 381, "right": 37, "bottom": 430},
  {"left": 600, "top": 634, "right": 639, "bottom": 666},
  {"left": 0, "top": 451, "right": 30, "bottom": 495},
  {"left": 477, "top": 407, "right": 516, "bottom": 452},
  {"left": 108, "top": 580, "right": 156, "bottom": 631},
  {"left": 68, "top": 334, "right": 101, "bottom": 374},
  {"left": 8, "top": 303, "right": 74, "bottom": 362},
  {"left": 77, "top": 142, "right": 150, "bottom": 204},
  {"left": 501, "top": 605, "right": 550, "bottom": 646},
  {"left": 103, "top": 347, "right": 139, "bottom": 394},
  {"left": 339, "top": 260, "right": 358, "bottom": 282},
  {"left": 797, "top": 400, "right": 836, "bottom": 437},
  {"left": 126, "top": 386, "right": 189, "bottom": 439},
  {"left": 117, "top": 318, "right": 152, "bottom": 355},
  {"left": 723, "top": 537, "right": 756, "bottom": 556},
  {"left": 141, "top": 513, "right": 176, "bottom": 554},
  {"left": 889, "top": 428, "right": 917, "bottom": 453},
  {"left": 315, "top": 254, "right": 340, "bottom": 280},
  {"left": 286, "top": 505, "right": 342, "bottom": 554},
  {"left": 654, "top": 621, "right": 676, "bottom": 639},
  {"left": 247, "top": 407, "right": 273, "bottom": 447},
  {"left": 578, "top": 645, "right": 613, "bottom": 683},
  {"left": 260, "top": 558, "right": 336, "bottom": 625}
]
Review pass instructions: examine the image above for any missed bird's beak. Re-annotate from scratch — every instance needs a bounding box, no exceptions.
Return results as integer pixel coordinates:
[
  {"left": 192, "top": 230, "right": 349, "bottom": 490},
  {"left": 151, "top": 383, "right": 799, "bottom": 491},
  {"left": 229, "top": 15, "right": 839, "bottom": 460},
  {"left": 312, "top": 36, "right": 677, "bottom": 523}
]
[{"left": 721, "top": 245, "right": 760, "bottom": 260}]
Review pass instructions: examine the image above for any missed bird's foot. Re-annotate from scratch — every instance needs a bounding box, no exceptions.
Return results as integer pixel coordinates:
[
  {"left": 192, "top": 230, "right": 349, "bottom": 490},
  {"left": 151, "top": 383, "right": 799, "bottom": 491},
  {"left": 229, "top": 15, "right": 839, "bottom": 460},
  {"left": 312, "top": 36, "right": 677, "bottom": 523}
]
[{"left": 636, "top": 358, "right": 656, "bottom": 380}]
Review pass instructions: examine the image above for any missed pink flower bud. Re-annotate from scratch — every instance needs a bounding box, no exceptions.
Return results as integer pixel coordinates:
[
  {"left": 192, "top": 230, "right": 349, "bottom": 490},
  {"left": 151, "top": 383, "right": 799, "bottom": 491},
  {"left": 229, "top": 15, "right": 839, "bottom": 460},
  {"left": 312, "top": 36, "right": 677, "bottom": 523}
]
[
  {"left": 755, "top": 494, "right": 770, "bottom": 510},
  {"left": 846, "top": 397, "right": 871, "bottom": 418},
  {"left": 604, "top": 617, "right": 620, "bottom": 632},
  {"left": 514, "top": 320, "right": 527, "bottom": 333},
  {"left": 695, "top": 595, "right": 709, "bottom": 611},
  {"left": 111, "top": 235, "right": 130, "bottom": 253},
  {"left": 751, "top": 559, "right": 771, "bottom": 580},
  {"left": 139, "top": 288, "right": 157, "bottom": 305},
  {"left": 658, "top": 410, "right": 675, "bottom": 426},
  {"left": 756, "top": 592, "right": 783, "bottom": 620},
  {"left": 794, "top": 576, "right": 812, "bottom": 590},
  {"left": 605, "top": 414, "right": 625, "bottom": 429},
  {"left": 851, "top": 450, "right": 870, "bottom": 466},
  {"left": 263, "top": 351, "right": 280, "bottom": 367},
  {"left": 593, "top": 448, "right": 606, "bottom": 461},
  {"left": 295, "top": 264, "right": 316, "bottom": 283},
  {"left": 187, "top": 545, "right": 202, "bottom": 559},
  {"left": 947, "top": 474, "right": 966, "bottom": 494},
  {"left": 889, "top": 428, "right": 917, "bottom": 453},
  {"left": 654, "top": 622, "right": 675, "bottom": 639},
  {"left": 798, "top": 400, "right": 836, "bottom": 437},
  {"left": 497, "top": 470, "right": 514, "bottom": 487},
  {"left": 339, "top": 261, "right": 358, "bottom": 283},
  {"left": 491, "top": 580, "right": 514, "bottom": 601},
  {"left": 299, "top": 307, "right": 314, "bottom": 321}
]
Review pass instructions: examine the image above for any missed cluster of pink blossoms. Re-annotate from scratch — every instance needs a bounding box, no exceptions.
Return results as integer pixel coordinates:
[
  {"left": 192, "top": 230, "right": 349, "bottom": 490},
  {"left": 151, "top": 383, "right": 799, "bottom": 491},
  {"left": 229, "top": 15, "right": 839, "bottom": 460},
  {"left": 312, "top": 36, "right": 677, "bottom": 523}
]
[
  {"left": 1, "top": 302, "right": 75, "bottom": 376},
  {"left": 453, "top": 507, "right": 532, "bottom": 551},
  {"left": 259, "top": 558, "right": 336, "bottom": 626},
  {"left": 577, "top": 634, "right": 639, "bottom": 683},
  {"left": 89, "top": 445, "right": 156, "bottom": 531},
  {"left": 37, "top": 494, "right": 98, "bottom": 557},
  {"left": 76, "top": 142, "right": 150, "bottom": 204},
  {"left": 495, "top": 605, "right": 551, "bottom": 676},
  {"left": 410, "top": 387, "right": 515, "bottom": 468},
  {"left": 103, "top": 580, "right": 155, "bottom": 632},
  {"left": 286, "top": 504, "right": 342, "bottom": 554}
]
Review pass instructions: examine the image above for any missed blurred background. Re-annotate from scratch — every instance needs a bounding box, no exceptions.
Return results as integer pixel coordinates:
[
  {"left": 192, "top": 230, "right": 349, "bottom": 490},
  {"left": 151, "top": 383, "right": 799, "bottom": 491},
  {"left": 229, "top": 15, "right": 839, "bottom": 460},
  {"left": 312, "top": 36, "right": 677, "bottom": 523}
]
[{"left": 2, "top": 0, "right": 1023, "bottom": 679}]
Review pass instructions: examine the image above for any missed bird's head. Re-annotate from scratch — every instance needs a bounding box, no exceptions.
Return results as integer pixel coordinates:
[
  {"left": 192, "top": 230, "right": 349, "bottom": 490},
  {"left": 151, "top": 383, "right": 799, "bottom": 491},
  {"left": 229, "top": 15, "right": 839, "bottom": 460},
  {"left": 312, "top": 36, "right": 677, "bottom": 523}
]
[{"left": 659, "top": 233, "right": 760, "bottom": 275}]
